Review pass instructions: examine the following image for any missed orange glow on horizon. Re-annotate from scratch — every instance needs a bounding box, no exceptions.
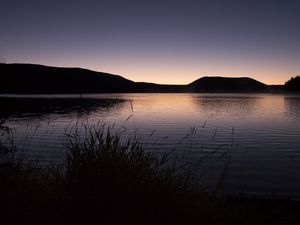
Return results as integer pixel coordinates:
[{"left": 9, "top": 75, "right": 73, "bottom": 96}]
[
  {"left": 91, "top": 67, "right": 296, "bottom": 85},
  {"left": 16, "top": 58, "right": 299, "bottom": 86}
]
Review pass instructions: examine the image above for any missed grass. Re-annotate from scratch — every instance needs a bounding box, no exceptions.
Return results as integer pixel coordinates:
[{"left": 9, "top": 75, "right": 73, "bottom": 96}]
[{"left": 1, "top": 123, "right": 300, "bottom": 225}]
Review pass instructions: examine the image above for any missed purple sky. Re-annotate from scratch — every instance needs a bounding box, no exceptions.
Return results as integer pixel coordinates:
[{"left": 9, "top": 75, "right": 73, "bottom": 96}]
[{"left": 1, "top": 0, "right": 300, "bottom": 84}]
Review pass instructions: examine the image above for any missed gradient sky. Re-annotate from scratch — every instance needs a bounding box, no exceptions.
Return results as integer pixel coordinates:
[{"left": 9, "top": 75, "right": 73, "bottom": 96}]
[{"left": 1, "top": 0, "right": 300, "bottom": 84}]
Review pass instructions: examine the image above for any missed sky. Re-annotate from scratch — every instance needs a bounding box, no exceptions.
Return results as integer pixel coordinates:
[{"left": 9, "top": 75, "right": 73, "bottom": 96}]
[{"left": 1, "top": 0, "right": 300, "bottom": 84}]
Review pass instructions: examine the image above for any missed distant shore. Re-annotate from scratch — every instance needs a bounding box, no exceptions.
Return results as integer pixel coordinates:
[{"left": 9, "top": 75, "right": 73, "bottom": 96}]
[{"left": 1, "top": 63, "right": 299, "bottom": 94}]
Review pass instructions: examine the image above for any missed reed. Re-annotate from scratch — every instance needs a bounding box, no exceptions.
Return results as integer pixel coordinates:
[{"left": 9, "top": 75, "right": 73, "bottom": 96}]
[{"left": 0, "top": 123, "right": 299, "bottom": 225}]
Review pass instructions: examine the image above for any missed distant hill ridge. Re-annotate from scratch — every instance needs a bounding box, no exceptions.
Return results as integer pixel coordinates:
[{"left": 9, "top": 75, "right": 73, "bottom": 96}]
[
  {"left": 0, "top": 63, "right": 136, "bottom": 94},
  {"left": 0, "top": 63, "right": 294, "bottom": 94},
  {"left": 188, "top": 76, "right": 267, "bottom": 93}
]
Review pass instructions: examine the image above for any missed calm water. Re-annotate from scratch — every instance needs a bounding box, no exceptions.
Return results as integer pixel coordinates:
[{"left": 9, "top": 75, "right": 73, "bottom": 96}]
[{"left": 1, "top": 93, "right": 300, "bottom": 199}]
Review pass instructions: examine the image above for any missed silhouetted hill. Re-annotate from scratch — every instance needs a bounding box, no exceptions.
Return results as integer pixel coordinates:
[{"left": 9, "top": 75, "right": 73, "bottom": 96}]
[
  {"left": 0, "top": 63, "right": 285, "bottom": 94},
  {"left": 0, "top": 63, "right": 187, "bottom": 93},
  {"left": 0, "top": 63, "right": 136, "bottom": 94},
  {"left": 188, "top": 76, "right": 268, "bottom": 93},
  {"left": 284, "top": 76, "right": 300, "bottom": 92}
]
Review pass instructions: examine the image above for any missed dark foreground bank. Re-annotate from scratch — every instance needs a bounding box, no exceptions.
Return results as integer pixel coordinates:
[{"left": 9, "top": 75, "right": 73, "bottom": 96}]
[{"left": 0, "top": 124, "right": 300, "bottom": 225}]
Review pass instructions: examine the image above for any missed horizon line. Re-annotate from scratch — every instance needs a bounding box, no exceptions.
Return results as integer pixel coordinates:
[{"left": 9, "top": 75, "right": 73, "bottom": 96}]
[{"left": 1, "top": 62, "right": 293, "bottom": 86}]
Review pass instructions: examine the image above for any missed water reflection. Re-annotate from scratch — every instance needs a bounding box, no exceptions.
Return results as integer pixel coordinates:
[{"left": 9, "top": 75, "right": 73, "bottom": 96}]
[
  {"left": 1, "top": 94, "right": 300, "bottom": 199},
  {"left": 0, "top": 97, "right": 127, "bottom": 120},
  {"left": 284, "top": 96, "right": 300, "bottom": 121},
  {"left": 192, "top": 94, "right": 260, "bottom": 120}
]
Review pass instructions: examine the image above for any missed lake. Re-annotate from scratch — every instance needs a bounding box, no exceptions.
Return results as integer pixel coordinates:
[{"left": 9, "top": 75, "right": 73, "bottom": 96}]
[{"left": 1, "top": 93, "right": 300, "bottom": 199}]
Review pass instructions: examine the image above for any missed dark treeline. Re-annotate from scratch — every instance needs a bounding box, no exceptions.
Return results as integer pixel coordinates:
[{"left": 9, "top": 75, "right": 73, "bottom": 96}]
[
  {"left": 285, "top": 76, "right": 300, "bottom": 92},
  {"left": 0, "top": 63, "right": 298, "bottom": 94}
]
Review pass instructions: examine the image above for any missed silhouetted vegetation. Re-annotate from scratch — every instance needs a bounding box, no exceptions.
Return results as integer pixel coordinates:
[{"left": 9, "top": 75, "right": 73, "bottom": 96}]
[
  {"left": 1, "top": 124, "right": 300, "bottom": 225},
  {"left": 284, "top": 76, "right": 300, "bottom": 92}
]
